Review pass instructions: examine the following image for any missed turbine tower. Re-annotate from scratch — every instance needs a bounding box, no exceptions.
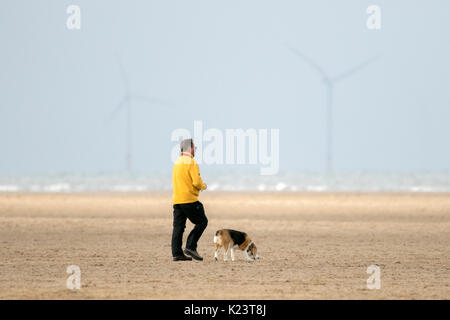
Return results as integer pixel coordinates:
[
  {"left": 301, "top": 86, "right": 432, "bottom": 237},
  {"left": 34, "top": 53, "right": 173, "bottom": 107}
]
[
  {"left": 107, "top": 55, "right": 168, "bottom": 172},
  {"left": 287, "top": 45, "right": 379, "bottom": 174}
]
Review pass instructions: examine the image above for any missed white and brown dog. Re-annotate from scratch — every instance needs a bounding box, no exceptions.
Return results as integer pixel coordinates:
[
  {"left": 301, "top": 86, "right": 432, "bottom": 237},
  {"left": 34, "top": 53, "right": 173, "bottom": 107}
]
[{"left": 214, "top": 229, "right": 259, "bottom": 261}]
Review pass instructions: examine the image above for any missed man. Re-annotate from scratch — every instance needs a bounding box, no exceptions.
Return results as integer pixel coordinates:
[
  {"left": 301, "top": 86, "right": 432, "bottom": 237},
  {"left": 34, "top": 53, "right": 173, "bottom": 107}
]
[{"left": 171, "top": 139, "right": 208, "bottom": 261}]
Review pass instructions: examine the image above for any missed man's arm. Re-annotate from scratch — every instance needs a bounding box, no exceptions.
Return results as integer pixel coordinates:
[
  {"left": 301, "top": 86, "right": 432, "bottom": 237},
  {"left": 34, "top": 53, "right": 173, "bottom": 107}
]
[{"left": 190, "top": 163, "right": 207, "bottom": 191}]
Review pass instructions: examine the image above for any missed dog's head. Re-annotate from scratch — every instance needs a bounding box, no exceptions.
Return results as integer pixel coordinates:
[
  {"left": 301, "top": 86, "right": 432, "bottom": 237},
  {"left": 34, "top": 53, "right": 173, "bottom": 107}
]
[{"left": 247, "top": 242, "right": 259, "bottom": 260}]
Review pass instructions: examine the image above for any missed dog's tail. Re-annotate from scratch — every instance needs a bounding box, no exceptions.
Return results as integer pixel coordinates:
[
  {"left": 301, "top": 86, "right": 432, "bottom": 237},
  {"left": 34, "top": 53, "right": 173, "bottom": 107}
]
[{"left": 213, "top": 230, "right": 222, "bottom": 244}]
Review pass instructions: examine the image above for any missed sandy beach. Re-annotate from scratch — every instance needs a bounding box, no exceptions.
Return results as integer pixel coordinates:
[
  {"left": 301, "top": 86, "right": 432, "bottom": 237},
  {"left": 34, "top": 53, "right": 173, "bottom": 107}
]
[{"left": 0, "top": 192, "right": 449, "bottom": 299}]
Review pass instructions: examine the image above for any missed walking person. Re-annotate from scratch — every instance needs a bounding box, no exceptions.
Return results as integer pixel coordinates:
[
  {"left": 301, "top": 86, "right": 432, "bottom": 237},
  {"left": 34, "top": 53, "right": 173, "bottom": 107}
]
[{"left": 171, "top": 139, "right": 208, "bottom": 261}]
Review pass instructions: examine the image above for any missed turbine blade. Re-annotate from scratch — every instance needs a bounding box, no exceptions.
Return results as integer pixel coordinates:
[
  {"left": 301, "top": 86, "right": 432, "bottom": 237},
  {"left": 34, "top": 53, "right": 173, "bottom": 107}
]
[
  {"left": 106, "top": 96, "right": 127, "bottom": 123},
  {"left": 129, "top": 94, "right": 172, "bottom": 108},
  {"left": 331, "top": 55, "right": 381, "bottom": 83},
  {"left": 115, "top": 53, "right": 130, "bottom": 93},
  {"left": 286, "top": 44, "right": 329, "bottom": 80}
]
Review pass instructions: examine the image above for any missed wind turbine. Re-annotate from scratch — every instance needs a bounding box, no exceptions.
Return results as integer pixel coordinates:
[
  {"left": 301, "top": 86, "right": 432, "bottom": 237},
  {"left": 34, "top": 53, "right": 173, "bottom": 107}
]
[
  {"left": 107, "top": 55, "right": 169, "bottom": 172},
  {"left": 287, "top": 44, "right": 379, "bottom": 174}
]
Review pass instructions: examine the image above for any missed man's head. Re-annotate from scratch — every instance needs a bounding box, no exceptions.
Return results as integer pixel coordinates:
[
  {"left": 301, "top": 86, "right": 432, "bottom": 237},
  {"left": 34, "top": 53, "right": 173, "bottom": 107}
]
[{"left": 180, "top": 138, "right": 196, "bottom": 157}]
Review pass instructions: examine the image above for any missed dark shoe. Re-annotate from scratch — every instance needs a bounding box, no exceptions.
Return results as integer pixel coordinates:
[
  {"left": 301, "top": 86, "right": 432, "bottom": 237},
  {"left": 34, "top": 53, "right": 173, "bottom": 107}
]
[
  {"left": 173, "top": 254, "right": 192, "bottom": 261},
  {"left": 184, "top": 248, "right": 203, "bottom": 261}
]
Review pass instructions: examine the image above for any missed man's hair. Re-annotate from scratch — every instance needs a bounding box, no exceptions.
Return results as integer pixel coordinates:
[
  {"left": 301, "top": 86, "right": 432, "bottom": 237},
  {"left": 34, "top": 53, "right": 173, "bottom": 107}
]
[{"left": 180, "top": 139, "right": 193, "bottom": 153}]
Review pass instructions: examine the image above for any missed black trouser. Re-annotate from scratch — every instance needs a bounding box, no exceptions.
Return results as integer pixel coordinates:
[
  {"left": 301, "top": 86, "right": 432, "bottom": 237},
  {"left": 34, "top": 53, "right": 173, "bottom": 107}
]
[{"left": 171, "top": 201, "right": 208, "bottom": 257}]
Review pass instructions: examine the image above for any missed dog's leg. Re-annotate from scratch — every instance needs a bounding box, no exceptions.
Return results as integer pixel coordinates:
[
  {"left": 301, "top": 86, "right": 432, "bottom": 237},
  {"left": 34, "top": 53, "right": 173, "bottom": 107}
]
[
  {"left": 223, "top": 245, "right": 229, "bottom": 261},
  {"left": 230, "top": 247, "right": 235, "bottom": 261},
  {"left": 214, "top": 243, "right": 220, "bottom": 261}
]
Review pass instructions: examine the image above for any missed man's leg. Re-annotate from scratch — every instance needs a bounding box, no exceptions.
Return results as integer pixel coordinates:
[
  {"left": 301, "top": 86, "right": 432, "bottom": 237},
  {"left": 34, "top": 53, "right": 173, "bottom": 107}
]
[
  {"left": 171, "top": 204, "right": 187, "bottom": 257},
  {"left": 184, "top": 201, "right": 208, "bottom": 251}
]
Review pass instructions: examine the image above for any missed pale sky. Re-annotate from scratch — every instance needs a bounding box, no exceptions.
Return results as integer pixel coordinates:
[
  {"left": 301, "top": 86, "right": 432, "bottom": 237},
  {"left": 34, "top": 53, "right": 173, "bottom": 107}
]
[{"left": 1, "top": 0, "right": 449, "bottom": 176}]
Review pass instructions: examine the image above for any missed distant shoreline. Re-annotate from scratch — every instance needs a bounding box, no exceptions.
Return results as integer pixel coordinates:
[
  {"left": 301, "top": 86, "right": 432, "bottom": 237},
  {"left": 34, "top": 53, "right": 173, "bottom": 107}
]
[{"left": 1, "top": 190, "right": 450, "bottom": 196}]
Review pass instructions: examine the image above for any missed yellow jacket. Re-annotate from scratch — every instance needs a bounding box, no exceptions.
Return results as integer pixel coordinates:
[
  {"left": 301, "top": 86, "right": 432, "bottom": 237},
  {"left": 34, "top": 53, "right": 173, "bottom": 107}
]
[{"left": 172, "top": 153, "right": 207, "bottom": 204}]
